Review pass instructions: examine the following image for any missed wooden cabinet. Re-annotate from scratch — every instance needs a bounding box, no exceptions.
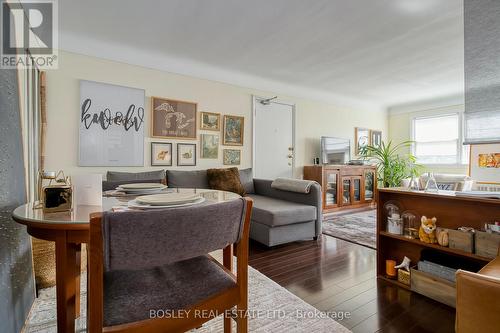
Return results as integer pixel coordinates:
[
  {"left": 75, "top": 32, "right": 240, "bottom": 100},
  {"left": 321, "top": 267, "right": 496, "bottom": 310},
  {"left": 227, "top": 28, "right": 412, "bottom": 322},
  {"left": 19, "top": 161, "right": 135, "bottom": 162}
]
[{"left": 304, "top": 165, "right": 377, "bottom": 213}]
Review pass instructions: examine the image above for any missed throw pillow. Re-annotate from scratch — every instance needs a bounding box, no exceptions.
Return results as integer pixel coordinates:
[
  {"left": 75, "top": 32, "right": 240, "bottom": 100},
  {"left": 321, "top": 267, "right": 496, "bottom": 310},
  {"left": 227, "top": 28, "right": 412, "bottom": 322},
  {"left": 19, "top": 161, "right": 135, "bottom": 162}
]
[
  {"left": 239, "top": 168, "right": 255, "bottom": 194},
  {"left": 207, "top": 167, "right": 246, "bottom": 196}
]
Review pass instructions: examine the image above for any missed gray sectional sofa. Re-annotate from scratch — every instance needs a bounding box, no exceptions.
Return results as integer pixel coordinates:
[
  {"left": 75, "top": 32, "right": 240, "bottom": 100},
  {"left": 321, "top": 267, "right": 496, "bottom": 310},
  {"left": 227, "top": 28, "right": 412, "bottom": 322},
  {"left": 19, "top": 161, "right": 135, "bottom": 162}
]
[{"left": 103, "top": 168, "right": 322, "bottom": 247}]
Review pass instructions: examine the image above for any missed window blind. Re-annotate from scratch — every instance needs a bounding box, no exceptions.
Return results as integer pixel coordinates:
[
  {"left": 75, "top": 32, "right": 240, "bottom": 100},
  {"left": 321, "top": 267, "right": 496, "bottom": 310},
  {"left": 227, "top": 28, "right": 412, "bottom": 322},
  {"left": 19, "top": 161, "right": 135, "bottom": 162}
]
[{"left": 464, "top": 0, "right": 500, "bottom": 144}]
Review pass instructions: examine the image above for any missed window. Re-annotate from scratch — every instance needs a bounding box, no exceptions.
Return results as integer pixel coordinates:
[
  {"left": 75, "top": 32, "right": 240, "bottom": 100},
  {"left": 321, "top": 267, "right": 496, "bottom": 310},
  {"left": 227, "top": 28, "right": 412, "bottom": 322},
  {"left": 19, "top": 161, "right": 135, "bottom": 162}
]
[{"left": 412, "top": 113, "right": 468, "bottom": 165}]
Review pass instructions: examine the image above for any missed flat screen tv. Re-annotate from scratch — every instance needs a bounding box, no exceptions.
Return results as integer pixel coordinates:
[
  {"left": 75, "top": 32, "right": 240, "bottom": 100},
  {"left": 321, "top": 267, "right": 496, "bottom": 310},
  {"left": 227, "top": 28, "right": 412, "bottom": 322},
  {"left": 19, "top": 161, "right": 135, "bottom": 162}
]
[{"left": 321, "top": 137, "right": 350, "bottom": 164}]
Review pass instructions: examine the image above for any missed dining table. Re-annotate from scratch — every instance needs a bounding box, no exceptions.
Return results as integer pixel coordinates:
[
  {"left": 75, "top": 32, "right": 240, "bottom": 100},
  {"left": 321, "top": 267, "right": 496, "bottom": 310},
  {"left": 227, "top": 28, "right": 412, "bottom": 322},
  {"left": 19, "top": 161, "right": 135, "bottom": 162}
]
[{"left": 12, "top": 188, "right": 241, "bottom": 333}]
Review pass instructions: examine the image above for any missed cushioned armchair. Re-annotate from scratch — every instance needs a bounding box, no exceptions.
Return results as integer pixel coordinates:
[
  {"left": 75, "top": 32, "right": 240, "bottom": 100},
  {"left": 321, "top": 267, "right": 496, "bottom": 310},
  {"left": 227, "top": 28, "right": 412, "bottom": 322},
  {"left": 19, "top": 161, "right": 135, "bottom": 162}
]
[
  {"left": 87, "top": 198, "right": 253, "bottom": 332},
  {"left": 456, "top": 248, "right": 500, "bottom": 333}
]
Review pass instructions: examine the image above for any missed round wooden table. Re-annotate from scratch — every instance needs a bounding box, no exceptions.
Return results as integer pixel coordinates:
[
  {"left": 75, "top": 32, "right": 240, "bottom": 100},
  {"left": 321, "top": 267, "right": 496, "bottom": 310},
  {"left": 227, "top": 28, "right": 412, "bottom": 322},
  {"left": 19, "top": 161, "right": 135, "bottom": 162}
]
[{"left": 12, "top": 188, "right": 240, "bottom": 333}]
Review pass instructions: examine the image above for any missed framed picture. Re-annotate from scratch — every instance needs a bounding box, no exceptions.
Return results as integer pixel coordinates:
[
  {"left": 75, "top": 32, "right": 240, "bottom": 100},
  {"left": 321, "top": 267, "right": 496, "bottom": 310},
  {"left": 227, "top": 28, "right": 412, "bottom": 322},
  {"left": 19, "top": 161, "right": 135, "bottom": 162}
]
[
  {"left": 469, "top": 143, "right": 500, "bottom": 184},
  {"left": 151, "top": 97, "right": 197, "bottom": 139},
  {"left": 223, "top": 115, "right": 244, "bottom": 146},
  {"left": 355, "top": 127, "right": 370, "bottom": 155},
  {"left": 151, "top": 142, "right": 172, "bottom": 166},
  {"left": 200, "top": 111, "right": 220, "bottom": 131},
  {"left": 79, "top": 80, "right": 145, "bottom": 166},
  {"left": 177, "top": 143, "right": 196, "bottom": 166},
  {"left": 371, "top": 130, "right": 382, "bottom": 147},
  {"left": 223, "top": 149, "right": 241, "bottom": 165},
  {"left": 200, "top": 134, "right": 219, "bottom": 159}
]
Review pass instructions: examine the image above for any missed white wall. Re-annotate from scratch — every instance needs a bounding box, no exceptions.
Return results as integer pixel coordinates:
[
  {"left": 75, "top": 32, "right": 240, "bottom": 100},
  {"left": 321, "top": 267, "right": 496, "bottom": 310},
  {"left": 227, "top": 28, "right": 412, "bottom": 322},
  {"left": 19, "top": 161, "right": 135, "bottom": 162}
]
[{"left": 44, "top": 51, "right": 388, "bottom": 178}]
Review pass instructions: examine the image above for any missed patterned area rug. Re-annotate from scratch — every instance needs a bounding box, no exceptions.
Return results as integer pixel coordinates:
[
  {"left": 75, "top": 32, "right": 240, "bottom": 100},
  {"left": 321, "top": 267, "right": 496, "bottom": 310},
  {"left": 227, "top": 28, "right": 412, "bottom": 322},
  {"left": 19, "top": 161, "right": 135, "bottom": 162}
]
[
  {"left": 322, "top": 210, "right": 377, "bottom": 249},
  {"left": 24, "top": 264, "right": 350, "bottom": 333}
]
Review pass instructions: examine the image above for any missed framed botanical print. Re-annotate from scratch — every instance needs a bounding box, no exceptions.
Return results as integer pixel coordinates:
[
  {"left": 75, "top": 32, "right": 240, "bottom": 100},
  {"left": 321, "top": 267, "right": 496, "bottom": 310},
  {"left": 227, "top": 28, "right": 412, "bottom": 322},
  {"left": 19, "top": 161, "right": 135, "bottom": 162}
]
[
  {"left": 151, "top": 97, "right": 197, "bottom": 139},
  {"left": 200, "top": 111, "right": 220, "bottom": 131},
  {"left": 371, "top": 130, "right": 382, "bottom": 147},
  {"left": 223, "top": 149, "right": 241, "bottom": 165},
  {"left": 355, "top": 127, "right": 370, "bottom": 155},
  {"left": 177, "top": 143, "right": 196, "bottom": 166},
  {"left": 151, "top": 142, "right": 172, "bottom": 166},
  {"left": 223, "top": 115, "right": 244, "bottom": 146},
  {"left": 200, "top": 134, "right": 219, "bottom": 159}
]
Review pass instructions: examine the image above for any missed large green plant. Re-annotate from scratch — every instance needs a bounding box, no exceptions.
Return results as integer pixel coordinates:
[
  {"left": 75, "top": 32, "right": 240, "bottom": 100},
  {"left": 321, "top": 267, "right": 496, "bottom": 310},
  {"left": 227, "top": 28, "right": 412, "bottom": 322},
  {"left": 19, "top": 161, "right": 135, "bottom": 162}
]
[{"left": 359, "top": 140, "right": 421, "bottom": 188}]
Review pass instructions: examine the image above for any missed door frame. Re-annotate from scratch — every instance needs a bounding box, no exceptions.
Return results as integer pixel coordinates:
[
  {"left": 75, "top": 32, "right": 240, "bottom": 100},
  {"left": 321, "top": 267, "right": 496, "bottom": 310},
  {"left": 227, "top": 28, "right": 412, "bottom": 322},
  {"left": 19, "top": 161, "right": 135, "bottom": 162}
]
[{"left": 252, "top": 95, "right": 297, "bottom": 178}]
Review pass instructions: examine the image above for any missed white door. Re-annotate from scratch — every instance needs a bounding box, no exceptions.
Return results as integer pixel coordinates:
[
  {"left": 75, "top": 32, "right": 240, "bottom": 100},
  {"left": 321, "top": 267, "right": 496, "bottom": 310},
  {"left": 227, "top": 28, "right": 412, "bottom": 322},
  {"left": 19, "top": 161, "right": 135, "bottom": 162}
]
[{"left": 253, "top": 97, "right": 295, "bottom": 179}]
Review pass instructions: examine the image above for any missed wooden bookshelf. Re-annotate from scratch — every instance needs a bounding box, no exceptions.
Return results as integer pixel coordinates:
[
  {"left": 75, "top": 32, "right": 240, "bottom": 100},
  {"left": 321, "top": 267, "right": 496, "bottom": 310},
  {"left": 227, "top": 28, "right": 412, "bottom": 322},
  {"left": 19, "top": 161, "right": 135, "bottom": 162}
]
[{"left": 377, "top": 188, "right": 500, "bottom": 293}]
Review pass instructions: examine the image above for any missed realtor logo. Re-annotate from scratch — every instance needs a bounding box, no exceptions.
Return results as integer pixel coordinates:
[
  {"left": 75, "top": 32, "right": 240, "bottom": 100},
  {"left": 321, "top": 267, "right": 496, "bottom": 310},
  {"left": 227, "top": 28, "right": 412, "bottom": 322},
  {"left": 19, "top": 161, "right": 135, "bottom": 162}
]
[{"left": 1, "top": 0, "right": 58, "bottom": 69}]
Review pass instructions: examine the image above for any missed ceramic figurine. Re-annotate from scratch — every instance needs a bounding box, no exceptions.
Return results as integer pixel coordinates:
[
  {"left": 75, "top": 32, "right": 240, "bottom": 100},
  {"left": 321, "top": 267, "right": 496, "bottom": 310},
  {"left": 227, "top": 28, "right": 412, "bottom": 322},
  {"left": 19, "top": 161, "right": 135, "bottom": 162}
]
[
  {"left": 395, "top": 256, "right": 411, "bottom": 271},
  {"left": 419, "top": 216, "right": 437, "bottom": 244}
]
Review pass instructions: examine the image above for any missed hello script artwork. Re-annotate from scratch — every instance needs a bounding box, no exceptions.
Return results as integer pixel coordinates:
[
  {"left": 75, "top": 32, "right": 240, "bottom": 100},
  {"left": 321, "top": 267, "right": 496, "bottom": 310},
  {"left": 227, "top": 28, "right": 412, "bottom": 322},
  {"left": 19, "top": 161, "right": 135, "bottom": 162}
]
[{"left": 79, "top": 80, "right": 145, "bottom": 166}]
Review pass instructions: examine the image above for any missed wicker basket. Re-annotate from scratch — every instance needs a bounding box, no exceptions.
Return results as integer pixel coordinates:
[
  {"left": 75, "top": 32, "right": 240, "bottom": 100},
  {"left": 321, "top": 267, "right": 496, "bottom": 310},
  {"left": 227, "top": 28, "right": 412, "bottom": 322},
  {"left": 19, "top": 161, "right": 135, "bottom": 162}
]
[{"left": 32, "top": 237, "right": 87, "bottom": 289}]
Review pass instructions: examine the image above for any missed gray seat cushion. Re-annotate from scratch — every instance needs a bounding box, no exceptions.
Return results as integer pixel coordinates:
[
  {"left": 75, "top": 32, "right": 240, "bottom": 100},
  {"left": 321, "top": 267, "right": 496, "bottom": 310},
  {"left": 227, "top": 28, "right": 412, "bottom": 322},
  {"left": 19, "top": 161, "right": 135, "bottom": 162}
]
[
  {"left": 166, "top": 170, "right": 209, "bottom": 188},
  {"left": 239, "top": 168, "right": 255, "bottom": 194},
  {"left": 247, "top": 194, "right": 317, "bottom": 227},
  {"left": 106, "top": 170, "right": 166, "bottom": 182},
  {"left": 103, "top": 256, "right": 236, "bottom": 327}
]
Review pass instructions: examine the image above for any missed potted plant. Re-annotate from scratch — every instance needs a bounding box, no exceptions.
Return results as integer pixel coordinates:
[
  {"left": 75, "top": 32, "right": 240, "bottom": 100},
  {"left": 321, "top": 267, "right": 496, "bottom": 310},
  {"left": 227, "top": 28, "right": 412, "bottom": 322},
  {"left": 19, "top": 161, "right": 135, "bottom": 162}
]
[{"left": 359, "top": 140, "right": 422, "bottom": 188}]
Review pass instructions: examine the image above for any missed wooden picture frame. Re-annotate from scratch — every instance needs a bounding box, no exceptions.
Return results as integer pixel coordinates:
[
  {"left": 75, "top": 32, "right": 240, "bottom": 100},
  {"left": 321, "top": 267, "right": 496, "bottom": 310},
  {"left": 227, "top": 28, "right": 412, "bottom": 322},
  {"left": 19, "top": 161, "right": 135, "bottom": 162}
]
[
  {"left": 151, "top": 97, "right": 197, "bottom": 139},
  {"left": 200, "top": 134, "right": 219, "bottom": 159},
  {"left": 200, "top": 111, "right": 220, "bottom": 131},
  {"left": 355, "top": 127, "right": 370, "bottom": 155},
  {"left": 223, "top": 149, "right": 241, "bottom": 165},
  {"left": 177, "top": 143, "right": 197, "bottom": 166},
  {"left": 223, "top": 115, "right": 244, "bottom": 146},
  {"left": 151, "top": 142, "right": 172, "bottom": 166}
]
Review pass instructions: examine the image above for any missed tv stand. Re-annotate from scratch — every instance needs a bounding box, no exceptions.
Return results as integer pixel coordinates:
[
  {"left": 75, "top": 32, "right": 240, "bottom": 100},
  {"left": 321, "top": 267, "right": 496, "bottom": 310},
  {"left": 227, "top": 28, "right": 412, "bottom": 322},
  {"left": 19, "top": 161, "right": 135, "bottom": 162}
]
[{"left": 303, "top": 165, "right": 377, "bottom": 213}]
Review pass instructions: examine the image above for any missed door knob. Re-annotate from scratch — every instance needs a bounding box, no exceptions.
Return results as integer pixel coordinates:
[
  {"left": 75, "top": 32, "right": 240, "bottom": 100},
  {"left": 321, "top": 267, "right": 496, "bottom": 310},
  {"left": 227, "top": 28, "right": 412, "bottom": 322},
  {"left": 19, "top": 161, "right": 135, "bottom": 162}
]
[{"left": 287, "top": 154, "right": 293, "bottom": 158}]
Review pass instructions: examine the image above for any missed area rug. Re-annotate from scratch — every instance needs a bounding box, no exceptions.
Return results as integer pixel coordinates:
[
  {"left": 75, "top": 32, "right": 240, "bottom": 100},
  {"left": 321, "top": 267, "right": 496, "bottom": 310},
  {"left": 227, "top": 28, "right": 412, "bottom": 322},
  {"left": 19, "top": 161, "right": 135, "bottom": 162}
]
[
  {"left": 24, "top": 266, "right": 350, "bottom": 333},
  {"left": 322, "top": 210, "right": 376, "bottom": 249}
]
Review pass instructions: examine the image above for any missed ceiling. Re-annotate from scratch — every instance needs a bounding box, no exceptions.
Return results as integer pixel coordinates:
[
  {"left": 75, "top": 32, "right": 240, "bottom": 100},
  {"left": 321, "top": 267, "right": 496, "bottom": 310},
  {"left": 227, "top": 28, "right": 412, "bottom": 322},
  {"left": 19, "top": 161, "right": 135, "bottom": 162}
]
[{"left": 59, "top": 0, "right": 464, "bottom": 109}]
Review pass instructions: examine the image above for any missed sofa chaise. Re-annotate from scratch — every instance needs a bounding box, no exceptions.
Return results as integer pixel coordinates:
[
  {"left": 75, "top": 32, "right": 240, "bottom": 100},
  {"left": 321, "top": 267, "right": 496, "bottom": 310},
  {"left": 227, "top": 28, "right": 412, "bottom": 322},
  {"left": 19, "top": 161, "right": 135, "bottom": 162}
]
[{"left": 103, "top": 168, "right": 322, "bottom": 247}]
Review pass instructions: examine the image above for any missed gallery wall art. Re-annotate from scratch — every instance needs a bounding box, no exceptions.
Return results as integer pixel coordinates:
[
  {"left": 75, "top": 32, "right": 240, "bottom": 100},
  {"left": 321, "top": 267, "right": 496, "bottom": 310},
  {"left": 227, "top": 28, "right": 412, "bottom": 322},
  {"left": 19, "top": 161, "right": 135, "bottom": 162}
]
[
  {"left": 200, "top": 111, "right": 220, "bottom": 131},
  {"left": 223, "top": 149, "right": 241, "bottom": 165},
  {"left": 151, "top": 142, "right": 172, "bottom": 166},
  {"left": 470, "top": 143, "right": 500, "bottom": 184},
  {"left": 79, "top": 80, "right": 145, "bottom": 166},
  {"left": 223, "top": 115, "right": 244, "bottom": 146},
  {"left": 177, "top": 143, "right": 197, "bottom": 166},
  {"left": 355, "top": 127, "right": 370, "bottom": 155},
  {"left": 151, "top": 97, "right": 197, "bottom": 139},
  {"left": 201, "top": 134, "right": 219, "bottom": 159}
]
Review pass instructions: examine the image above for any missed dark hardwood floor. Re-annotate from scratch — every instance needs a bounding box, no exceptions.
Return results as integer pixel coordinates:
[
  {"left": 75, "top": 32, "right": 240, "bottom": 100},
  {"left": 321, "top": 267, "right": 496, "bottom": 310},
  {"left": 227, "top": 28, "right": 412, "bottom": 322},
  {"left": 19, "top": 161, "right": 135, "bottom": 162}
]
[{"left": 248, "top": 235, "right": 456, "bottom": 333}]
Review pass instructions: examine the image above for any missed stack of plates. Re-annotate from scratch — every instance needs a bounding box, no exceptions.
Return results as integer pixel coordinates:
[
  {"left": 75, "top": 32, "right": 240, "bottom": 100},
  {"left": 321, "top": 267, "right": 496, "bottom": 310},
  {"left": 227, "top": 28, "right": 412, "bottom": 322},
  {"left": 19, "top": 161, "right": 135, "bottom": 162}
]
[
  {"left": 128, "top": 192, "right": 205, "bottom": 209},
  {"left": 116, "top": 183, "right": 168, "bottom": 195}
]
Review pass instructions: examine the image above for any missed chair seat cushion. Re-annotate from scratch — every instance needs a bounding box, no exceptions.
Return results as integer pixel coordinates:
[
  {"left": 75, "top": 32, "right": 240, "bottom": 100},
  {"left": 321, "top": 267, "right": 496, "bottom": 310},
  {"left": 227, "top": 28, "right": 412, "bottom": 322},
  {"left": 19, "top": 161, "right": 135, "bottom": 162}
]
[
  {"left": 103, "top": 256, "right": 236, "bottom": 327},
  {"left": 247, "top": 194, "right": 317, "bottom": 227}
]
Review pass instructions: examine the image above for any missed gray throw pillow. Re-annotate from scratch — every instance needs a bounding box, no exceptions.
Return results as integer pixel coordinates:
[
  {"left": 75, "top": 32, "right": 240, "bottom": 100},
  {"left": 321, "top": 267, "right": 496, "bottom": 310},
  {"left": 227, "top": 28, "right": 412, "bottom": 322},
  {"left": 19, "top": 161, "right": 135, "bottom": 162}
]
[
  {"left": 106, "top": 170, "right": 166, "bottom": 182},
  {"left": 239, "top": 168, "right": 255, "bottom": 194},
  {"left": 166, "top": 170, "right": 209, "bottom": 188}
]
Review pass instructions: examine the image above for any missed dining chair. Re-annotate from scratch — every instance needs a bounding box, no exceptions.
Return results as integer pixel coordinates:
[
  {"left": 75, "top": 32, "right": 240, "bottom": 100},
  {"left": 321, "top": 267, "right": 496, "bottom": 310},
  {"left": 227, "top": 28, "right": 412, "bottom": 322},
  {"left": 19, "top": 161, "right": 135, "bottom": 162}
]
[{"left": 87, "top": 197, "right": 253, "bottom": 333}]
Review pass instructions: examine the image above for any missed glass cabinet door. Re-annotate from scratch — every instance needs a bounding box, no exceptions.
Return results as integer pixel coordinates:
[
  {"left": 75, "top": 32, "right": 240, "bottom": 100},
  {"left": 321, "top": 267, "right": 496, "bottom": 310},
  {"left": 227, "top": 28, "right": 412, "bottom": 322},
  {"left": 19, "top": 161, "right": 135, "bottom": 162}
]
[
  {"left": 342, "top": 178, "right": 351, "bottom": 205},
  {"left": 364, "top": 171, "right": 374, "bottom": 201},
  {"left": 325, "top": 171, "right": 338, "bottom": 207},
  {"left": 353, "top": 177, "right": 361, "bottom": 202}
]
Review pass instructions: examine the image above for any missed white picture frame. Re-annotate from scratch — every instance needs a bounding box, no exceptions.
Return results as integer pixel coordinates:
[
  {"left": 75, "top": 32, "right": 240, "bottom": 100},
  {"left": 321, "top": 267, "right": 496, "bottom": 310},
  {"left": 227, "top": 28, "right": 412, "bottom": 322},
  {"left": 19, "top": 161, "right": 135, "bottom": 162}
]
[{"left": 469, "top": 143, "right": 500, "bottom": 184}]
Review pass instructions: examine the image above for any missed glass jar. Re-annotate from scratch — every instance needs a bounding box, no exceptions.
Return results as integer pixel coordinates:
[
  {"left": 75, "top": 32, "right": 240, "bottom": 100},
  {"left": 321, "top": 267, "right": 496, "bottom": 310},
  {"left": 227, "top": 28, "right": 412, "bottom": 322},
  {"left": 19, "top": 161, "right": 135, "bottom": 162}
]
[
  {"left": 384, "top": 201, "right": 402, "bottom": 235},
  {"left": 402, "top": 210, "right": 420, "bottom": 239}
]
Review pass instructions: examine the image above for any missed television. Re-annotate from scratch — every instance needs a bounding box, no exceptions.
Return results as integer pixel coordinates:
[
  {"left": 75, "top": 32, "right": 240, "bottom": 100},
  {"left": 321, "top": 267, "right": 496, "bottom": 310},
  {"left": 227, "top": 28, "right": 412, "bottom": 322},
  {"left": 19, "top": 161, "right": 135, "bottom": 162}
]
[{"left": 321, "top": 136, "right": 350, "bottom": 164}]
